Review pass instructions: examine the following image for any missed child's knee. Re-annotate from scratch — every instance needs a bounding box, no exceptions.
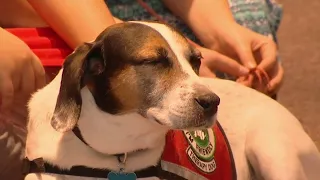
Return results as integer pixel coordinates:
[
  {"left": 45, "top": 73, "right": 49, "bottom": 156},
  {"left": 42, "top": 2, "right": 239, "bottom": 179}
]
[{"left": 0, "top": 124, "right": 26, "bottom": 180}]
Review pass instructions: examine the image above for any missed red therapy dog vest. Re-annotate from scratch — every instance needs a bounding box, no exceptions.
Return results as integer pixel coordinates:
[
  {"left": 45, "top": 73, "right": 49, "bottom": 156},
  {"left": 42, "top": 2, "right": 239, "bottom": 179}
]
[
  {"left": 7, "top": 27, "right": 237, "bottom": 180},
  {"left": 162, "top": 122, "right": 236, "bottom": 180}
]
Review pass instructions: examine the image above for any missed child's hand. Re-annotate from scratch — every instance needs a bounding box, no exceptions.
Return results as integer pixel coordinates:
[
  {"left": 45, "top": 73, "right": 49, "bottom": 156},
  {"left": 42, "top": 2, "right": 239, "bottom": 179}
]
[
  {"left": 0, "top": 29, "right": 46, "bottom": 111},
  {"left": 204, "top": 22, "right": 283, "bottom": 95}
]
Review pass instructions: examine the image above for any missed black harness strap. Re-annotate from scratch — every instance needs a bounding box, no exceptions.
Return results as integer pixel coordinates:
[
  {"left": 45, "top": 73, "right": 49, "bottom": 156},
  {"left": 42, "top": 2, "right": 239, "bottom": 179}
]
[
  {"left": 23, "top": 126, "right": 187, "bottom": 179},
  {"left": 22, "top": 158, "right": 187, "bottom": 179},
  {"left": 73, "top": 126, "right": 125, "bottom": 161},
  {"left": 22, "top": 157, "right": 161, "bottom": 179},
  {"left": 23, "top": 124, "right": 191, "bottom": 179}
]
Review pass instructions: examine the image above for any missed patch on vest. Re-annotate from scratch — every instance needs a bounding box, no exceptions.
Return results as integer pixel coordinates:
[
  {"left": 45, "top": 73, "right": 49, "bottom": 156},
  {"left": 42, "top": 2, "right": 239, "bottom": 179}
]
[{"left": 184, "top": 129, "right": 217, "bottom": 173}]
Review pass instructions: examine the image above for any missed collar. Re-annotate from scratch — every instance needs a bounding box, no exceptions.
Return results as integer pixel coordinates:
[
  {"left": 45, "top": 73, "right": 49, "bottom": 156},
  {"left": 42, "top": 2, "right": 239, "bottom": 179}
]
[
  {"left": 23, "top": 126, "right": 187, "bottom": 179},
  {"left": 22, "top": 157, "right": 161, "bottom": 178},
  {"left": 72, "top": 126, "right": 143, "bottom": 163},
  {"left": 22, "top": 126, "right": 161, "bottom": 178}
]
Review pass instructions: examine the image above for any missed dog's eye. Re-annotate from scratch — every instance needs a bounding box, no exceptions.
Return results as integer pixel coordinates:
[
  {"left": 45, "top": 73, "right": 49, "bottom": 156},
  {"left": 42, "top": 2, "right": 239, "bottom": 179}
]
[
  {"left": 132, "top": 57, "right": 165, "bottom": 66},
  {"left": 134, "top": 48, "right": 170, "bottom": 66},
  {"left": 190, "top": 50, "right": 203, "bottom": 74},
  {"left": 195, "top": 54, "right": 203, "bottom": 61},
  {"left": 144, "top": 47, "right": 170, "bottom": 66},
  {"left": 141, "top": 55, "right": 170, "bottom": 66},
  {"left": 142, "top": 58, "right": 163, "bottom": 65}
]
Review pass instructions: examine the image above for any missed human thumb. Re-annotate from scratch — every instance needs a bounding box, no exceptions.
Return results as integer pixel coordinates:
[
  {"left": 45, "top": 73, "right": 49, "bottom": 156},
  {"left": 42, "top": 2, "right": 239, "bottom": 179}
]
[
  {"left": 202, "top": 49, "right": 250, "bottom": 77},
  {"left": 235, "top": 45, "right": 257, "bottom": 69}
]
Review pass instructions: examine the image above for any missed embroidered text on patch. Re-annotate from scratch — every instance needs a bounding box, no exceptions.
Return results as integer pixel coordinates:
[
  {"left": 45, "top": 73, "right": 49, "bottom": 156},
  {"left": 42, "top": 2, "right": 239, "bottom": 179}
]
[{"left": 184, "top": 129, "right": 217, "bottom": 173}]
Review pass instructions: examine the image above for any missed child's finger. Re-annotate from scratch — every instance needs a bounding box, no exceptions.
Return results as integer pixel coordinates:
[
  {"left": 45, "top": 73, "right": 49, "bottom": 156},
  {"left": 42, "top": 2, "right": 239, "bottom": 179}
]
[
  {"left": 267, "top": 63, "right": 284, "bottom": 95},
  {"left": 256, "top": 38, "right": 277, "bottom": 72},
  {"left": 234, "top": 45, "right": 257, "bottom": 69},
  {"left": 205, "top": 51, "right": 250, "bottom": 77}
]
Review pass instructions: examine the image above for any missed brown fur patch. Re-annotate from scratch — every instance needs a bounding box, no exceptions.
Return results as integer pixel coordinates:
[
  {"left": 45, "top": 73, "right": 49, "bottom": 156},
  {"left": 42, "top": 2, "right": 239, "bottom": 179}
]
[
  {"left": 135, "top": 33, "right": 169, "bottom": 61},
  {"left": 108, "top": 66, "right": 141, "bottom": 113}
]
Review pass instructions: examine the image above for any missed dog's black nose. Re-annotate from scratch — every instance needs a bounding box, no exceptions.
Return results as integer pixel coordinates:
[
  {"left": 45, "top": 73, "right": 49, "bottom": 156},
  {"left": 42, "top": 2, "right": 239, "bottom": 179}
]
[
  {"left": 195, "top": 94, "right": 220, "bottom": 111},
  {"left": 194, "top": 86, "right": 220, "bottom": 115},
  {"left": 195, "top": 94, "right": 220, "bottom": 109}
]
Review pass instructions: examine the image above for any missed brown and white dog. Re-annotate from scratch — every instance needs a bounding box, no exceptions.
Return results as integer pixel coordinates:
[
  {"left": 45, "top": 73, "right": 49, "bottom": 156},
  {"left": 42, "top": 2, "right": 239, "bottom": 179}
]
[
  {"left": 25, "top": 21, "right": 320, "bottom": 180},
  {"left": 25, "top": 21, "right": 220, "bottom": 180}
]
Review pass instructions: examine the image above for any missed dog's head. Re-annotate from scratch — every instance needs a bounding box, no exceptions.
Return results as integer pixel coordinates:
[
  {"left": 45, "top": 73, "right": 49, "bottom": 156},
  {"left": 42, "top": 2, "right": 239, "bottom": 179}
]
[{"left": 51, "top": 22, "right": 220, "bottom": 132}]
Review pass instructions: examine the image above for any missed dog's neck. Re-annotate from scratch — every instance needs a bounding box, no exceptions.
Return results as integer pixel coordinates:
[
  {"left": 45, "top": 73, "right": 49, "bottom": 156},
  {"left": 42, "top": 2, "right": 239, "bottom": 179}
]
[
  {"left": 26, "top": 71, "right": 168, "bottom": 172},
  {"left": 77, "top": 87, "right": 168, "bottom": 156}
]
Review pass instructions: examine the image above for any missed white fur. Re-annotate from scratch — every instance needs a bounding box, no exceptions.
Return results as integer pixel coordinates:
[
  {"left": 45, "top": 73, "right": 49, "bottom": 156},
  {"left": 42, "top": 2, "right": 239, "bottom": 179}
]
[{"left": 201, "top": 78, "right": 320, "bottom": 180}]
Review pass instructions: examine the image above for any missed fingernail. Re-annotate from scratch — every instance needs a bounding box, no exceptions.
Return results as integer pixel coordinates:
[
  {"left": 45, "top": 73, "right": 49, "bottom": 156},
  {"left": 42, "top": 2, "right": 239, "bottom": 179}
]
[
  {"left": 239, "top": 67, "right": 249, "bottom": 75},
  {"left": 248, "top": 62, "right": 256, "bottom": 69}
]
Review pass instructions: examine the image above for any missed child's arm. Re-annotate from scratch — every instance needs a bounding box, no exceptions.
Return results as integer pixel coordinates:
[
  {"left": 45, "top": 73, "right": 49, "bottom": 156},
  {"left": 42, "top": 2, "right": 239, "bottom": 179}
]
[
  {"left": 162, "top": 0, "right": 235, "bottom": 48},
  {"left": 27, "top": 0, "right": 116, "bottom": 49}
]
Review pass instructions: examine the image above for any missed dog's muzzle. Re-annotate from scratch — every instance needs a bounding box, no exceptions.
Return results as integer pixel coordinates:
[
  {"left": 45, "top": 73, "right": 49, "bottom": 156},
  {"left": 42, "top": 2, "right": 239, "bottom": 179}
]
[{"left": 194, "top": 85, "right": 220, "bottom": 120}]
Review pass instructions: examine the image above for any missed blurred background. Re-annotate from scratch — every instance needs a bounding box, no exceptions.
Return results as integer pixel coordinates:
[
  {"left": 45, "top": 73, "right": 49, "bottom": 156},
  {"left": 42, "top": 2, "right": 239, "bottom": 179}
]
[{"left": 277, "top": 0, "right": 320, "bottom": 148}]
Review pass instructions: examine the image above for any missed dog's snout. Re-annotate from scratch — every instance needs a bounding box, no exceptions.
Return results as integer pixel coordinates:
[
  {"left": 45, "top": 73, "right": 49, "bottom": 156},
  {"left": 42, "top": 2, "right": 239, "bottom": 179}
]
[{"left": 194, "top": 85, "right": 220, "bottom": 115}]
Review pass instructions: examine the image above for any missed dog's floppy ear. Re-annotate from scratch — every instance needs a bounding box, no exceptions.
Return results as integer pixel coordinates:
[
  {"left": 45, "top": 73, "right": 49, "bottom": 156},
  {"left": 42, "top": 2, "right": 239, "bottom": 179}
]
[{"left": 51, "top": 41, "right": 105, "bottom": 132}]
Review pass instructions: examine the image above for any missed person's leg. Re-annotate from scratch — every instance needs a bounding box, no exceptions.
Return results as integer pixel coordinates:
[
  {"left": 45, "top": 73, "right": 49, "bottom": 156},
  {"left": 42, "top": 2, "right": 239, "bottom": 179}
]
[
  {"left": 0, "top": 104, "right": 27, "bottom": 180},
  {"left": 0, "top": 126, "right": 25, "bottom": 180}
]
